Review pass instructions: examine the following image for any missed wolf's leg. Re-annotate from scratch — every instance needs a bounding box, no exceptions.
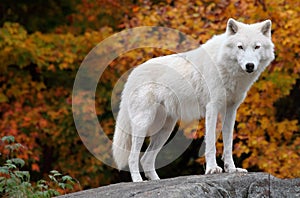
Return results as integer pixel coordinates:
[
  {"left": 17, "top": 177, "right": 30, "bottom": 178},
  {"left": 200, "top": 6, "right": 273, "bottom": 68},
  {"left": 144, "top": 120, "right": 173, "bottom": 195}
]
[
  {"left": 128, "top": 129, "right": 145, "bottom": 182},
  {"left": 141, "top": 116, "right": 177, "bottom": 180},
  {"left": 205, "top": 102, "right": 223, "bottom": 174},
  {"left": 222, "top": 105, "right": 247, "bottom": 173}
]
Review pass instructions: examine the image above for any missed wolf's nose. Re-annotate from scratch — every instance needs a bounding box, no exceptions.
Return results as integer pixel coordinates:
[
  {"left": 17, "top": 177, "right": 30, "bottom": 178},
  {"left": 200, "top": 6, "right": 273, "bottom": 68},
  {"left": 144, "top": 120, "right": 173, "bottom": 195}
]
[{"left": 245, "top": 63, "right": 254, "bottom": 73}]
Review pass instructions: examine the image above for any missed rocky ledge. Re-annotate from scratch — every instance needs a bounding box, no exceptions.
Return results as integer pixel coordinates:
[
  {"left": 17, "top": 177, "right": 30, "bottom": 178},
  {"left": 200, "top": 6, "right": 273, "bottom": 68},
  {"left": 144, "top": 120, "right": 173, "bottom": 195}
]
[{"left": 58, "top": 172, "right": 300, "bottom": 198}]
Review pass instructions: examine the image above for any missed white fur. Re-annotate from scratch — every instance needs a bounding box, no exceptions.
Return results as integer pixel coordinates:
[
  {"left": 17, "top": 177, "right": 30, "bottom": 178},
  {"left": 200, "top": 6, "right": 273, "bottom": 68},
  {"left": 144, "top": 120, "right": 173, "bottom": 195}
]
[{"left": 112, "top": 18, "right": 275, "bottom": 182}]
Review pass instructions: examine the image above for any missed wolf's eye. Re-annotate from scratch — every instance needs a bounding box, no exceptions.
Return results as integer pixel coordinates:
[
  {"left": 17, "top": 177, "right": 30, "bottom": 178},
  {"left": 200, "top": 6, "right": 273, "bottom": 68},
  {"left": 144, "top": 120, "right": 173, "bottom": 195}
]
[
  {"left": 254, "top": 45, "right": 261, "bottom": 49},
  {"left": 238, "top": 45, "right": 243, "bottom": 50}
]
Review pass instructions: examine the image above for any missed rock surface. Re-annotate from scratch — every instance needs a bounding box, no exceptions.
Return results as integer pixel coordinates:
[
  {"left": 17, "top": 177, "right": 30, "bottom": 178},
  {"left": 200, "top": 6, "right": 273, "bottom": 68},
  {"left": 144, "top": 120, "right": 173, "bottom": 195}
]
[{"left": 58, "top": 172, "right": 300, "bottom": 198}]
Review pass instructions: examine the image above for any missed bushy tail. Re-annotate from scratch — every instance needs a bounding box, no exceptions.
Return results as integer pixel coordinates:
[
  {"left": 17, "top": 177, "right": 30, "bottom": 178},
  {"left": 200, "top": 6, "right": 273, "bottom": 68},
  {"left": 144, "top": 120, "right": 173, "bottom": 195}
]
[{"left": 112, "top": 108, "right": 132, "bottom": 170}]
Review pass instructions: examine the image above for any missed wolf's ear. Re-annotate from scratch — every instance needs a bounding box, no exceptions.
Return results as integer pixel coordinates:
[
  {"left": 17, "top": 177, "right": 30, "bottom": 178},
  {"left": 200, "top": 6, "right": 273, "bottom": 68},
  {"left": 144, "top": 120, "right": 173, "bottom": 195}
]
[
  {"left": 226, "top": 18, "right": 239, "bottom": 35},
  {"left": 261, "top": 20, "right": 272, "bottom": 37}
]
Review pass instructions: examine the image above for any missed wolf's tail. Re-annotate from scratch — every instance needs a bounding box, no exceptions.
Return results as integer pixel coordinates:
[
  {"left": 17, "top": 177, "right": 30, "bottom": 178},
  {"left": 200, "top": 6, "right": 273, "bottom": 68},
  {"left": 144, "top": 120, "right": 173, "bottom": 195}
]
[{"left": 112, "top": 107, "right": 132, "bottom": 170}]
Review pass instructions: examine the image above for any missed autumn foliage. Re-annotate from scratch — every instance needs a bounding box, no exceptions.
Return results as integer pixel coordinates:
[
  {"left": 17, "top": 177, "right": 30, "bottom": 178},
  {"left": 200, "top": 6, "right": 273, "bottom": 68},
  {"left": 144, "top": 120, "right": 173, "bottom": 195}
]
[{"left": 0, "top": 0, "right": 299, "bottom": 191}]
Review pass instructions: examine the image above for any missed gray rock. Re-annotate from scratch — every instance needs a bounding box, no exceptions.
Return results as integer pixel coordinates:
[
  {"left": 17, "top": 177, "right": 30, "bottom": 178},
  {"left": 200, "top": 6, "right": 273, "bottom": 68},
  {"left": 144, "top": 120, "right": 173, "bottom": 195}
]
[{"left": 57, "top": 172, "right": 300, "bottom": 198}]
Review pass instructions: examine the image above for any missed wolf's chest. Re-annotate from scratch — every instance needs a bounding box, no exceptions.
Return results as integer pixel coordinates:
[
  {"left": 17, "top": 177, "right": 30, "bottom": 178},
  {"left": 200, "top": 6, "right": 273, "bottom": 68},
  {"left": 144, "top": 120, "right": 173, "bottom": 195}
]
[{"left": 222, "top": 75, "right": 252, "bottom": 105}]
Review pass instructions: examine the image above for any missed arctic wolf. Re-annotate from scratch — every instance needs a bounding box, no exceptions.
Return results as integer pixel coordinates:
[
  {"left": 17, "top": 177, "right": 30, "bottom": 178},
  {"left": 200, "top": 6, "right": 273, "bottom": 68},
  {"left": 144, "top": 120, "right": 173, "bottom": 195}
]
[{"left": 112, "top": 18, "right": 275, "bottom": 182}]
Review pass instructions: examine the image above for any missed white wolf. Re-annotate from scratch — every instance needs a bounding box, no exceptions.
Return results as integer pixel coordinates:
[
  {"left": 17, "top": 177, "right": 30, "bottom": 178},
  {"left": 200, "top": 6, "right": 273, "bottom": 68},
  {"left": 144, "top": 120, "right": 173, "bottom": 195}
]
[{"left": 112, "top": 18, "right": 274, "bottom": 182}]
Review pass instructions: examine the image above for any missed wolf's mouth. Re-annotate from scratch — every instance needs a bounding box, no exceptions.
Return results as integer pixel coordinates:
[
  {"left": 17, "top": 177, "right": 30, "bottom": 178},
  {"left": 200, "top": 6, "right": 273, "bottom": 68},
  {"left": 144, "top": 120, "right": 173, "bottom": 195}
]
[{"left": 246, "top": 69, "right": 254, "bottom": 73}]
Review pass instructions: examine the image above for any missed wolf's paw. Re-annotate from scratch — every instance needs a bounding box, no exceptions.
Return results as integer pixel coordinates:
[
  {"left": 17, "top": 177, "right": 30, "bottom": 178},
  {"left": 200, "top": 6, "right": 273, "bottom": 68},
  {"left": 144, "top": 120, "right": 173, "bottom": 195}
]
[
  {"left": 205, "top": 166, "right": 223, "bottom": 174},
  {"left": 229, "top": 168, "right": 248, "bottom": 173},
  {"left": 224, "top": 163, "right": 248, "bottom": 173},
  {"left": 225, "top": 166, "right": 248, "bottom": 173}
]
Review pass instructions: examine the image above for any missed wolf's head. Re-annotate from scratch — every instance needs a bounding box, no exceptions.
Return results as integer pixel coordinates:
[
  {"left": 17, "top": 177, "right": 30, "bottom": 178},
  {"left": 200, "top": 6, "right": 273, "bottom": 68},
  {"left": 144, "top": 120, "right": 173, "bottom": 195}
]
[{"left": 221, "top": 18, "right": 275, "bottom": 74}]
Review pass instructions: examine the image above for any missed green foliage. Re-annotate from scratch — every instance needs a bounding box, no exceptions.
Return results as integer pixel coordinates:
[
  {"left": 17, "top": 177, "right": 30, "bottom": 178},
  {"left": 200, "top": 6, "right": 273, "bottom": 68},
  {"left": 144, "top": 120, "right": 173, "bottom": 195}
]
[{"left": 0, "top": 136, "right": 77, "bottom": 198}]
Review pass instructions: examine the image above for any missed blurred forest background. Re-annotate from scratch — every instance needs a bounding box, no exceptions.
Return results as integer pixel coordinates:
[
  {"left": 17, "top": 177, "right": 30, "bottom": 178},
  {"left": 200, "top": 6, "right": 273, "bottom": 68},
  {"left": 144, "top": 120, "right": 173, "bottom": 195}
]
[{"left": 0, "top": 0, "right": 299, "bottom": 193}]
